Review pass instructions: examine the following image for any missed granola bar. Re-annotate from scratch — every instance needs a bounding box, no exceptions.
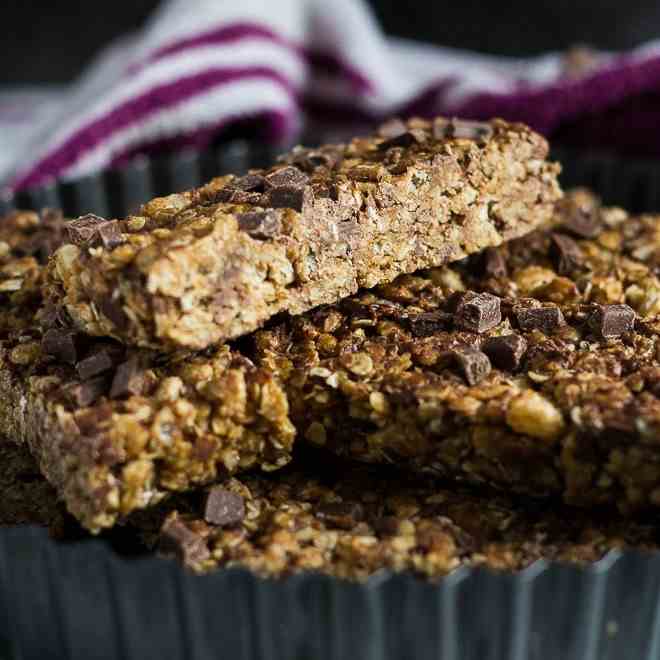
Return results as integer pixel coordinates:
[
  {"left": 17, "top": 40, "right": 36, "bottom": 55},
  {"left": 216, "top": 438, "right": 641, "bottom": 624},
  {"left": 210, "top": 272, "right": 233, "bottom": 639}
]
[
  {"left": 251, "top": 191, "right": 660, "bottom": 513},
  {"left": 128, "top": 453, "right": 659, "bottom": 580},
  {"left": 0, "top": 211, "right": 294, "bottom": 532},
  {"left": 46, "top": 118, "right": 561, "bottom": 351}
]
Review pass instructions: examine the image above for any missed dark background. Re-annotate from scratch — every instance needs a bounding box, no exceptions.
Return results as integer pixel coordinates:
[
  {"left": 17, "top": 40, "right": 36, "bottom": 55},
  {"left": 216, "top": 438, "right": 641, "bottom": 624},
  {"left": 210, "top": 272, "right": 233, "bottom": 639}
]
[{"left": 3, "top": 0, "right": 660, "bottom": 84}]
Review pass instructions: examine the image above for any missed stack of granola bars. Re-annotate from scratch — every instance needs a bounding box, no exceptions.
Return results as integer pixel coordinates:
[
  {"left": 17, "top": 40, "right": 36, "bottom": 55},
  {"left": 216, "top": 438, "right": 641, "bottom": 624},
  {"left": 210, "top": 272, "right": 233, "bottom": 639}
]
[{"left": 3, "top": 116, "right": 660, "bottom": 580}]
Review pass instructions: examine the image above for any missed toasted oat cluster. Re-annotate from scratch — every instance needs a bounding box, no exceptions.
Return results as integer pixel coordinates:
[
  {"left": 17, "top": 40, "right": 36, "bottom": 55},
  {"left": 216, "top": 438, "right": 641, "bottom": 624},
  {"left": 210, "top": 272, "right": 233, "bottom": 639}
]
[
  {"left": 0, "top": 211, "right": 294, "bottom": 532},
  {"left": 45, "top": 118, "right": 560, "bottom": 351},
  {"left": 252, "top": 190, "right": 660, "bottom": 513},
  {"left": 127, "top": 453, "right": 660, "bottom": 580}
]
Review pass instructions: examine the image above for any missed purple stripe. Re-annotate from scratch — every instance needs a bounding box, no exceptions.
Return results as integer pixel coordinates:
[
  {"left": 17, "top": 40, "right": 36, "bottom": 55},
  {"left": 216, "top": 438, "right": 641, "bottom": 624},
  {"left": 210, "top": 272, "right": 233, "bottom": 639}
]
[
  {"left": 131, "top": 22, "right": 373, "bottom": 94},
  {"left": 11, "top": 67, "right": 298, "bottom": 192},
  {"left": 108, "top": 109, "right": 290, "bottom": 168},
  {"left": 450, "top": 52, "right": 660, "bottom": 135}
]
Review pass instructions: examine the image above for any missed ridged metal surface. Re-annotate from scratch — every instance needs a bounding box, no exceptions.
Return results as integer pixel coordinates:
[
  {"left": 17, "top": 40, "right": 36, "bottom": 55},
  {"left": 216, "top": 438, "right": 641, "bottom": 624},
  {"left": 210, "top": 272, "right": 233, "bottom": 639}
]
[{"left": 0, "top": 527, "right": 658, "bottom": 660}]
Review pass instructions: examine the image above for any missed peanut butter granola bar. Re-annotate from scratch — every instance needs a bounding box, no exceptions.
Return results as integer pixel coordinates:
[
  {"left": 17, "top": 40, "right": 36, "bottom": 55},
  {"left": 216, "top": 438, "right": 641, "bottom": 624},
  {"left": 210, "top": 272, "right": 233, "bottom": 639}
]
[
  {"left": 0, "top": 211, "right": 294, "bottom": 532},
  {"left": 128, "top": 453, "right": 659, "bottom": 580},
  {"left": 251, "top": 190, "right": 660, "bottom": 513},
  {"left": 45, "top": 118, "right": 560, "bottom": 351}
]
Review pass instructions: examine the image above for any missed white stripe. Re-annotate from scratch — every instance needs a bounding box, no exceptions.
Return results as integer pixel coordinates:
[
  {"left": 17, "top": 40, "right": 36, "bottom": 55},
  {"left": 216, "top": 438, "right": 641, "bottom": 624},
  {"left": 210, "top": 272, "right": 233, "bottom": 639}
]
[
  {"left": 17, "top": 39, "right": 304, "bottom": 174},
  {"left": 60, "top": 78, "right": 297, "bottom": 180}
]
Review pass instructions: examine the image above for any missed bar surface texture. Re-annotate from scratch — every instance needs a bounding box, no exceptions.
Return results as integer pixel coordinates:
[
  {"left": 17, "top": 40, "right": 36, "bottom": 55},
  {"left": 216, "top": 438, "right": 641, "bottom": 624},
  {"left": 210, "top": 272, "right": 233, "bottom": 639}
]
[
  {"left": 46, "top": 117, "right": 561, "bottom": 351},
  {"left": 251, "top": 191, "right": 660, "bottom": 513},
  {"left": 0, "top": 211, "right": 294, "bottom": 531}
]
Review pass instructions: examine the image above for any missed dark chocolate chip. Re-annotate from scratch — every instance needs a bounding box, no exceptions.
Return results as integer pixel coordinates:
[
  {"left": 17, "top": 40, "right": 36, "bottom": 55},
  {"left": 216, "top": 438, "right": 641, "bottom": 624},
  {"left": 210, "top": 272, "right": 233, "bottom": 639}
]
[
  {"left": 98, "top": 297, "right": 129, "bottom": 331},
  {"left": 41, "top": 328, "right": 78, "bottom": 364},
  {"left": 550, "top": 233, "right": 583, "bottom": 275},
  {"left": 266, "top": 186, "right": 307, "bottom": 212},
  {"left": 588, "top": 304, "right": 636, "bottom": 338},
  {"left": 236, "top": 211, "right": 281, "bottom": 239},
  {"left": 38, "top": 303, "right": 69, "bottom": 329},
  {"left": 482, "top": 247, "right": 508, "bottom": 278},
  {"left": 158, "top": 517, "right": 210, "bottom": 565},
  {"left": 213, "top": 188, "right": 264, "bottom": 205},
  {"left": 65, "top": 214, "right": 107, "bottom": 246},
  {"left": 232, "top": 173, "right": 267, "bottom": 192},
  {"left": 316, "top": 501, "right": 365, "bottom": 530},
  {"left": 454, "top": 292, "right": 502, "bottom": 333},
  {"left": 482, "top": 334, "right": 528, "bottom": 371},
  {"left": 561, "top": 204, "right": 601, "bottom": 239},
  {"left": 203, "top": 487, "right": 246, "bottom": 527},
  {"left": 96, "top": 221, "right": 123, "bottom": 249},
  {"left": 264, "top": 166, "right": 309, "bottom": 190},
  {"left": 110, "top": 357, "right": 145, "bottom": 399},
  {"left": 64, "top": 376, "right": 110, "bottom": 407},
  {"left": 452, "top": 346, "right": 492, "bottom": 386},
  {"left": 514, "top": 306, "right": 565, "bottom": 333},
  {"left": 76, "top": 348, "right": 118, "bottom": 380},
  {"left": 282, "top": 147, "right": 342, "bottom": 173},
  {"left": 378, "top": 129, "right": 427, "bottom": 151},
  {"left": 377, "top": 118, "right": 408, "bottom": 139},
  {"left": 407, "top": 311, "right": 452, "bottom": 337}
]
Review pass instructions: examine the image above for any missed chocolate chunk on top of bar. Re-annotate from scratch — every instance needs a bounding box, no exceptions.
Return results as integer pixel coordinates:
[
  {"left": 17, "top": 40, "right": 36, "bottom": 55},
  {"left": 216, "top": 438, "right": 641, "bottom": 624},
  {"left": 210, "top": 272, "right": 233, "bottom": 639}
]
[
  {"left": 316, "top": 501, "right": 366, "bottom": 530},
  {"left": 109, "top": 357, "right": 145, "bottom": 399},
  {"left": 378, "top": 129, "right": 427, "bottom": 151},
  {"left": 65, "top": 214, "right": 123, "bottom": 249},
  {"left": 482, "top": 334, "right": 527, "bottom": 371},
  {"left": 203, "top": 487, "right": 246, "bottom": 527},
  {"left": 236, "top": 211, "right": 281, "bottom": 240},
  {"left": 41, "top": 328, "right": 78, "bottom": 364},
  {"left": 560, "top": 201, "right": 602, "bottom": 239},
  {"left": 263, "top": 166, "right": 310, "bottom": 212},
  {"left": 452, "top": 346, "right": 492, "bottom": 385},
  {"left": 433, "top": 117, "right": 494, "bottom": 142},
  {"left": 454, "top": 292, "right": 502, "bottom": 333},
  {"left": 589, "top": 304, "right": 636, "bottom": 338},
  {"left": 514, "top": 305, "right": 565, "bottom": 333},
  {"left": 550, "top": 233, "right": 583, "bottom": 275}
]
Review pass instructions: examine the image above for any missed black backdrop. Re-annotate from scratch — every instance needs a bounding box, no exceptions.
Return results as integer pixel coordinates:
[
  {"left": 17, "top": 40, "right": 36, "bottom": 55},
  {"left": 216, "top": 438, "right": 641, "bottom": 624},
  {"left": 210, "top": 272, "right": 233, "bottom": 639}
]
[{"left": 2, "top": 0, "right": 660, "bottom": 84}]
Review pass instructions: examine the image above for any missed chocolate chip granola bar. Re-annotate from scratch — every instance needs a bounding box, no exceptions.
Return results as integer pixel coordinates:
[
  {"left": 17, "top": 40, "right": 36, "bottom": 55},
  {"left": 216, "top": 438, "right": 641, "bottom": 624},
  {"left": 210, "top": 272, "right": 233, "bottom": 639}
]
[
  {"left": 128, "top": 452, "right": 659, "bottom": 580},
  {"left": 0, "top": 211, "right": 294, "bottom": 532},
  {"left": 251, "top": 190, "right": 660, "bottom": 513},
  {"left": 45, "top": 118, "right": 560, "bottom": 351}
]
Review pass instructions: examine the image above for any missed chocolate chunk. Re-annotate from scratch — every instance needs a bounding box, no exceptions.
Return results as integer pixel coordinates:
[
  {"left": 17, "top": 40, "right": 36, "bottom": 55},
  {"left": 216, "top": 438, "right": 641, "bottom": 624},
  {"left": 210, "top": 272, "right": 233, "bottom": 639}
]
[
  {"left": 452, "top": 346, "right": 492, "bottom": 386},
  {"left": 454, "top": 292, "right": 502, "bottom": 333},
  {"left": 96, "top": 221, "right": 123, "bottom": 249},
  {"left": 373, "top": 516, "right": 402, "bottom": 536},
  {"left": 561, "top": 204, "right": 601, "bottom": 239},
  {"left": 76, "top": 348, "right": 118, "bottom": 380},
  {"left": 109, "top": 357, "right": 145, "bottom": 399},
  {"left": 514, "top": 306, "right": 565, "bottom": 333},
  {"left": 482, "top": 334, "right": 528, "bottom": 371},
  {"left": 266, "top": 186, "right": 307, "bottom": 212},
  {"left": 264, "top": 166, "right": 309, "bottom": 190},
  {"left": 203, "top": 487, "right": 246, "bottom": 527},
  {"left": 407, "top": 311, "right": 452, "bottom": 337},
  {"left": 316, "top": 501, "right": 365, "bottom": 530},
  {"left": 550, "top": 233, "right": 583, "bottom": 275},
  {"left": 64, "top": 376, "right": 110, "bottom": 408},
  {"left": 482, "top": 248, "right": 508, "bottom": 278},
  {"left": 41, "top": 329, "right": 78, "bottom": 364},
  {"left": 236, "top": 211, "right": 281, "bottom": 240},
  {"left": 65, "top": 214, "right": 107, "bottom": 246},
  {"left": 378, "top": 129, "right": 427, "bottom": 151},
  {"left": 232, "top": 173, "right": 267, "bottom": 192},
  {"left": 377, "top": 118, "right": 408, "bottom": 139},
  {"left": 98, "top": 297, "right": 129, "bottom": 331},
  {"left": 65, "top": 215, "right": 123, "bottom": 249},
  {"left": 433, "top": 118, "right": 493, "bottom": 142},
  {"left": 283, "top": 146, "right": 342, "bottom": 173},
  {"left": 158, "top": 516, "right": 210, "bottom": 566},
  {"left": 589, "top": 304, "right": 636, "bottom": 338}
]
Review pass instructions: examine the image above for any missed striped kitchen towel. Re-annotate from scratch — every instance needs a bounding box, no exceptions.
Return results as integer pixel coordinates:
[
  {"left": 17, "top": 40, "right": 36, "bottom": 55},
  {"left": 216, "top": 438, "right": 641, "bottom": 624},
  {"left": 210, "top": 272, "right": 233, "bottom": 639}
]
[{"left": 3, "top": 0, "right": 660, "bottom": 193}]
